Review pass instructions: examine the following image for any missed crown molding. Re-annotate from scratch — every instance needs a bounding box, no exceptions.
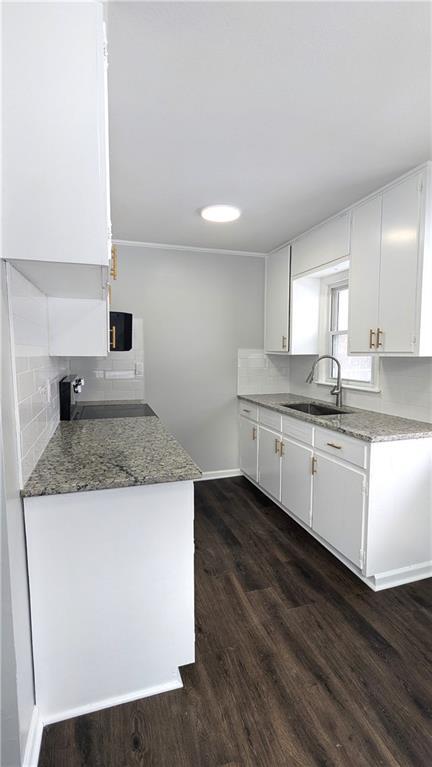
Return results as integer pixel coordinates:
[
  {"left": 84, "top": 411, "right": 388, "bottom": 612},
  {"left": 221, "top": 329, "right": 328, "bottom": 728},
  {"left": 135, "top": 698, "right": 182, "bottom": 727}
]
[{"left": 112, "top": 239, "right": 266, "bottom": 258}]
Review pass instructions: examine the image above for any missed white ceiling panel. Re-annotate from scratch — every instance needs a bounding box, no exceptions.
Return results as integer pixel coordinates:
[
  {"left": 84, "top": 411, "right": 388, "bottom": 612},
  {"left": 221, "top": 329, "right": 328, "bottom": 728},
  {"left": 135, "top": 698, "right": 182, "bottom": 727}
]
[{"left": 107, "top": 1, "right": 431, "bottom": 252}]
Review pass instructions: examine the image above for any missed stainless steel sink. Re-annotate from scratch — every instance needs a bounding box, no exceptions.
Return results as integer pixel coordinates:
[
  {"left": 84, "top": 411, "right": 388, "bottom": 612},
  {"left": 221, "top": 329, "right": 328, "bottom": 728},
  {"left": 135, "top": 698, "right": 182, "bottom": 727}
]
[{"left": 281, "top": 402, "right": 350, "bottom": 416}]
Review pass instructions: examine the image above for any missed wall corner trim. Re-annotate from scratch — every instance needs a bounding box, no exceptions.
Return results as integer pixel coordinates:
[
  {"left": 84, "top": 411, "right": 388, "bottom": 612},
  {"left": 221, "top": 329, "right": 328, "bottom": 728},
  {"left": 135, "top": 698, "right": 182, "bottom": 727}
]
[
  {"left": 22, "top": 706, "right": 43, "bottom": 767},
  {"left": 197, "top": 469, "right": 242, "bottom": 481}
]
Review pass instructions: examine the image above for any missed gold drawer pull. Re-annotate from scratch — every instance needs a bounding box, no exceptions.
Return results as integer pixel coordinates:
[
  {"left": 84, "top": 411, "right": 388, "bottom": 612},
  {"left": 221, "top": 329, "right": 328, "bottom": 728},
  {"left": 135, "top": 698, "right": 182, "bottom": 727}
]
[
  {"left": 274, "top": 438, "right": 280, "bottom": 454},
  {"left": 369, "top": 329, "right": 376, "bottom": 349},
  {"left": 327, "top": 441, "right": 342, "bottom": 450},
  {"left": 376, "top": 327, "right": 383, "bottom": 348},
  {"left": 252, "top": 427, "right": 257, "bottom": 441},
  {"left": 282, "top": 335, "right": 287, "bottom": 349},
  {"left": 311, "top": 456, "right": 317, "bottom": 475},
  {"left": 279, "top": 441, "right": 285, "bottom": 457},
  {"left": 110, "top": 324, "right": 116, "bottom": 349}
]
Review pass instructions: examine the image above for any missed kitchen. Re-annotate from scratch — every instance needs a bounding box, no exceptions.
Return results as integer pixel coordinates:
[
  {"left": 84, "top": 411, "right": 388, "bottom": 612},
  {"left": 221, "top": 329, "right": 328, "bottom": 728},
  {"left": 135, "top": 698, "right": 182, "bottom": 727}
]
[{"left": 1, "top": 2, "right": 432, "bottom": 766}]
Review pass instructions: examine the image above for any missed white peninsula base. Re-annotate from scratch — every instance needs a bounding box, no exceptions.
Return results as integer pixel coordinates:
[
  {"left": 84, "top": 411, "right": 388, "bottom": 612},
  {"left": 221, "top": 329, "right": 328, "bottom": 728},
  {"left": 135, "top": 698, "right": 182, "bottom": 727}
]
[{"left": 24, "top": 480, "right": 195, "bottom": 724}]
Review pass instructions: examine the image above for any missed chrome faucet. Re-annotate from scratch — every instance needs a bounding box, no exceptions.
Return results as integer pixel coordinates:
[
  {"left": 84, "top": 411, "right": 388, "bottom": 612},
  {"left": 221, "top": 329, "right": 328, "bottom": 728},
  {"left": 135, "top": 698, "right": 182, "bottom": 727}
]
[{"left": 305, "top": 355, "right": 343, "bottom": 408}]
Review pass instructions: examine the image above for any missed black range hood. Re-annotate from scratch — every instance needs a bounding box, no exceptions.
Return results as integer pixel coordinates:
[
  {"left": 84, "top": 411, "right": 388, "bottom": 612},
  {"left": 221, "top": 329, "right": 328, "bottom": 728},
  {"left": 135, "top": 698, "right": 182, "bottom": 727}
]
[{"left": 110, "top": 311, "right": 132, "bottom": 352}]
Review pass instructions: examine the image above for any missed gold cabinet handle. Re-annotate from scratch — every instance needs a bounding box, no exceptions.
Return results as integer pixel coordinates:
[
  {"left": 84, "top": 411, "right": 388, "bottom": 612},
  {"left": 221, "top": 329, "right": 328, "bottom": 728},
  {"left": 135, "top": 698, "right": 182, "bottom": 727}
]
[
  {"left": 274, "top": 438, "right": 280, "bottom": 454},
  {"left": 252, "top": 426, "right": 257, "bottom": 441},
  {"left": 110, "top": 245, "right": 118, "bottom": 281},
  {"left": 282, "top": 335, "right": 287, "bottom": 350},
  {"left": 327, "top": 442, "right": 342, "bottom": 450},
  {"left": 376, "top": 328, "right": 383, "bottom": 348},
  {"left": 279, "top": 440, "right": 285, "bottom": 457},
  {"left": 369, "top": 329, "right": 376, "bottom": 349},
  {"left": 110, "top": 324, "right": 116, "bottom": 350},
  {"left": 311, "top": 456, "right": 317, "bottom": 475}
]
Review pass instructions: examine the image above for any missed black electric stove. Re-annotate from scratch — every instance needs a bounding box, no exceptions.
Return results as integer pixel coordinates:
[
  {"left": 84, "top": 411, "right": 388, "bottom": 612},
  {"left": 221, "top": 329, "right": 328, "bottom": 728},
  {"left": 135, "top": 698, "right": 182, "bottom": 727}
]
[{"left": 72, "top": 403, "right": 156, "bottom": 420}]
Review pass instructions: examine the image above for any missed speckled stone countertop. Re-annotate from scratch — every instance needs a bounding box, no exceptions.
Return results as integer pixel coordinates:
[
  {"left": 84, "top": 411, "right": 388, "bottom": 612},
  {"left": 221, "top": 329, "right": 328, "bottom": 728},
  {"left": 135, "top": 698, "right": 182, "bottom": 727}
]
[
  {"left": 22, "top": 416, "right": 201, "bottom": 498},
  {"left": 238, "top": 393, "right": 432, "bottom": 442}
]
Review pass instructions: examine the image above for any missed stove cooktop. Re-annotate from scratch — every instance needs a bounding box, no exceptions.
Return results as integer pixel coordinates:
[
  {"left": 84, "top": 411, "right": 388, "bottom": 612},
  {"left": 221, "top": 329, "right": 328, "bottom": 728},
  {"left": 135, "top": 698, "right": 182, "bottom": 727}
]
[{"left": 72, "top": 403, "right": 156, "bottom": 420}]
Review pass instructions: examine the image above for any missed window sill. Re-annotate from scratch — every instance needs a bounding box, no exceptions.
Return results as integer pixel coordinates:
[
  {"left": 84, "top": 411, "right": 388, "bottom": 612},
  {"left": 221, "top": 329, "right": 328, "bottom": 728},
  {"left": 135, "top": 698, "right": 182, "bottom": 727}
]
[{"left": 315, "top": 379, "right": 381, "bottom": 394}]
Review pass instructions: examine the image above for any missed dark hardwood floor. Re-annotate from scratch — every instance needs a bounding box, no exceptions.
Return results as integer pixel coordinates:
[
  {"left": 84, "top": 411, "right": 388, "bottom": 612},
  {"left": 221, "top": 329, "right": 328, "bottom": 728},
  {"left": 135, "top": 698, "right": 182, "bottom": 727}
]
[{"left": 38, "top": 477, "right": 432, "bottom": 767}]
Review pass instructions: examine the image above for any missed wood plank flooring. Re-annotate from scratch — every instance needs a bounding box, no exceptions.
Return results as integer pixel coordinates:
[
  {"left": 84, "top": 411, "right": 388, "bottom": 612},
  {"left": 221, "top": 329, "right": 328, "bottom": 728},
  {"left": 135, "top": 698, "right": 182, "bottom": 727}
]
[{"left": 38, "top": 476, "right": 432, "bottom": 767}]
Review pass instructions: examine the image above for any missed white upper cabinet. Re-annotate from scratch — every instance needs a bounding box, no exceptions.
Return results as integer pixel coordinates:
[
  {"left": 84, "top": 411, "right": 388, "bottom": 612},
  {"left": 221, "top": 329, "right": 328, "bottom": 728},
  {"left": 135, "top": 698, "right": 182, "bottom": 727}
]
[
  {"left": 264, "top": 247, "right": 290, "bottom": 353},
  {"left": 348, "top": 195, "right": 382, "bottom": 353},
  {"left": 379, "top": 173, "right": 423, "bottom": 354},
  {"left": 349, "top": 167, "right": 431, "bottom": 356},
  {"left": 3, "top": 3, "right": 111, "bottom": 267},
  {"left": 291, "top": 213, "right": 351, "bottom": 277}
]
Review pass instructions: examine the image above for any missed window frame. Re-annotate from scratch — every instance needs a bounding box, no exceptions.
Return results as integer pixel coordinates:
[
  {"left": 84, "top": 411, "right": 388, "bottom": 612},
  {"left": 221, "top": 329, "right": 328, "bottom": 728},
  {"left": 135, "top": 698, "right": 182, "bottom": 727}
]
[{"left": 315, "top": 272, "right": 380, "bottom": 393}]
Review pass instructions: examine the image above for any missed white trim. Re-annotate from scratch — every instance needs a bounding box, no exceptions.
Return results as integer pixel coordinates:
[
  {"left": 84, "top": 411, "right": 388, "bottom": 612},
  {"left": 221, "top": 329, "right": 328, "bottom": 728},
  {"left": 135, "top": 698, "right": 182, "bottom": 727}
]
[
  {"left": 372, "top": 561, "right": 432, "bottom": 591},
  {"left": 42, "top": 671, "right": 183, "bottom": 726},
  {"left": 197, "top": 469, "right": 242, "bottom": 481},
  {"left": 22, "top": 706, "right": 43, "bottom": 767},
  {"left": 241, "top": 471, "right": 432, "bottom": 592},
  {"left": 112, "top": 239, "right": 265, "bottom": 258}
]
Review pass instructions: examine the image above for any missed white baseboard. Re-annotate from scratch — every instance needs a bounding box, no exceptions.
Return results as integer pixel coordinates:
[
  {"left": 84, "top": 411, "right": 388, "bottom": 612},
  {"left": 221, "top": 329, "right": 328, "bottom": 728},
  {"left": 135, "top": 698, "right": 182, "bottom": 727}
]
[
  {"left": 42, "top": 671, "right": 183, "bottom": 726},
  {"left": 22, "top": 706, "right": 43, "bottom": 767},
  {"left": 197, "top": 469, "right": 241, "bottom": 481}
]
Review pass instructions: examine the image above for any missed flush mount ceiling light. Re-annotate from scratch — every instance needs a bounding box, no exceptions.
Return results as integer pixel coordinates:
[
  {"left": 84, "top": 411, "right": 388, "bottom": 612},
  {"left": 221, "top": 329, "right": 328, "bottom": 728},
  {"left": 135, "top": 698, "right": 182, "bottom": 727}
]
[{"left": 200, "top": 204, "right": 241, "bottom": 223}]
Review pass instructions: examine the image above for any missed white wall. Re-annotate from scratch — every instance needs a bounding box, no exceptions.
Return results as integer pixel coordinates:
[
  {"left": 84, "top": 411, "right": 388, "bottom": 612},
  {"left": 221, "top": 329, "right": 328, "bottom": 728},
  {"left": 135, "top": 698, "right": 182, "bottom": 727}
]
[
  {"left": 7, "top": 265, "right": 68, "bottom": 485},
  {"left": 113, "top": 244, "right": 265, "bottom": 472},
  {"left": 238, "top": 349, "right": 432, "bottom": 424}
]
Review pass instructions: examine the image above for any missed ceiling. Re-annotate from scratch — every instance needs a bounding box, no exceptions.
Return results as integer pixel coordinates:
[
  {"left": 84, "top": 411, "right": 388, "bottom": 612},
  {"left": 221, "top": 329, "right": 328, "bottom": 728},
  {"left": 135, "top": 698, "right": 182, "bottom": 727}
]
[{"left": 107, "top": 1, "right": 431, "bottom": 253}]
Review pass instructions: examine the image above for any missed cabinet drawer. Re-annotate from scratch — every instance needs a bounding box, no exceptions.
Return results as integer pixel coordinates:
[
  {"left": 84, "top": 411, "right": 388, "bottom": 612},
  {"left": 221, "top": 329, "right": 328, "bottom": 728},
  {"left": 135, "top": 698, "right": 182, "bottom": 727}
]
[
  {"left": 282, "top": 416, "right": 313, "bottom": 445},
  {"left": 259, "top": 407, "right": 282, "bottom": 432},
  {"left": 314, "top": 427, "right": 367, "bottom": 468},
  {"left": 238, "top": 401, "right": 258, "bottom": 421}
]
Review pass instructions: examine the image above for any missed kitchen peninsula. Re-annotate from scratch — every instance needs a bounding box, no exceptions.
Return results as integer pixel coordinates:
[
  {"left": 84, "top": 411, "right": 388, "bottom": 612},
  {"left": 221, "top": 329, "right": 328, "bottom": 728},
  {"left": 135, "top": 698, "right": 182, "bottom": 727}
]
[{"left": 22, "top": 412, "right": 201, "bottom": 724}]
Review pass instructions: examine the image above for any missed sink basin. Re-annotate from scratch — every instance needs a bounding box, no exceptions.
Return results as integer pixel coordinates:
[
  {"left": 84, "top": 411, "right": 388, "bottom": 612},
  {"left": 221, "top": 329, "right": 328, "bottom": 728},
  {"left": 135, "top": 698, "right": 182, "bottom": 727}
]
[{"left": 281, "top": 402, "right": 350, "bottom": 416}]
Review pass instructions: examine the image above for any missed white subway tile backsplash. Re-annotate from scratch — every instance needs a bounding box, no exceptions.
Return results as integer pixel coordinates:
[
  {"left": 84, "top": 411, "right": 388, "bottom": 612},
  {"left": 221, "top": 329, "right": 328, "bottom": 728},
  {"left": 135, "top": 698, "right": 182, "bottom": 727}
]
[
  {"left": 69, "top": 318, "right": 145, "bottom": 402},
  {"left": 237, "top": 349, "right": 432, "bottom": 424},
  {"left": 8, "top": 265, "right": 66, "bottom": 486}
]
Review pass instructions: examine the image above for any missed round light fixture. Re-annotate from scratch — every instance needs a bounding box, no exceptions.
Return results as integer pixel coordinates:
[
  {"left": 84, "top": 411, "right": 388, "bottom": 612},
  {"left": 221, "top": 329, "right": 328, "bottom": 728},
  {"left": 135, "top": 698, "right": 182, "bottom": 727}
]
[{"left": 200, "top": 204, "right": 241, "bottom": 223}]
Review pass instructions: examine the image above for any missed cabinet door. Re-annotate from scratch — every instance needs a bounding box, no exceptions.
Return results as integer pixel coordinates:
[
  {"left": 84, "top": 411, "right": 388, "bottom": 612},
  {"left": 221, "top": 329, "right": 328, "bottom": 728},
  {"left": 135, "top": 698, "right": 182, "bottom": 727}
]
[
  {"left": 312, "top": 455, "right": 365, "bottom": 567},
  {"left": 48, "top": 298, "right": 109, "bottom": 357},
  {"left": 3, "top": 4, "right": 110, "bottom": 266},
  {"left": 258, "top": 426, "right": 281, "bottom": 501},
  {"left": 264, "top": 248, "right": 290, "bottom": 352},
  {"left": 239, "top": 417, "right": 258, "bottom": 482},
  {"left": 378, "top": 172, "right": 423, "bottom": 353},
  {"left": 281, "top": 439, "right": 313, "bottom": 526},
  {"left": 348, "top": 196, "right": 381, "bottom": 353}
]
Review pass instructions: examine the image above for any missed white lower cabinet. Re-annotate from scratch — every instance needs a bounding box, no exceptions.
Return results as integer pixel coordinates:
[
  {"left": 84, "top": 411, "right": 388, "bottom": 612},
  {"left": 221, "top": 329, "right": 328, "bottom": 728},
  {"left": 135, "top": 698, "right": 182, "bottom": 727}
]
[
  {"left": 239, "top": 416, "right": 258, "bottom": 482},
  {"left": 281, "top": 438, "right": 313, "bottom": 526},
  {"left": 258, "top": 425, "right": 281, "bottom": 501},
  {"left": 239, "top": 402, "right": 432, "bottom": 590},
  {"left": 312, "top": 454, "right": 365, "bottom": 568}
]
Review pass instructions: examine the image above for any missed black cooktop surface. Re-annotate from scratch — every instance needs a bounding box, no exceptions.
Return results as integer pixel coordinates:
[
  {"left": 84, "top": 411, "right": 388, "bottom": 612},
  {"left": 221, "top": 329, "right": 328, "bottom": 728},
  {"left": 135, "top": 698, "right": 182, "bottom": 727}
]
[{"left": 72, "top": 403, "right": 156, "bottom": 420}]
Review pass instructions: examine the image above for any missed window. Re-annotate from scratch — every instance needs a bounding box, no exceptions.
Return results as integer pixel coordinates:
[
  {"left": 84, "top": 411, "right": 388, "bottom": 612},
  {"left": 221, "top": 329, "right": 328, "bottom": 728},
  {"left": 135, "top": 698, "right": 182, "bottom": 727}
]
[
  {"left": 328, "top": 281, "right": 374, "bottom": 384},
  {"left": 320, "top": 271, "right": 379, "bottom": 391}
]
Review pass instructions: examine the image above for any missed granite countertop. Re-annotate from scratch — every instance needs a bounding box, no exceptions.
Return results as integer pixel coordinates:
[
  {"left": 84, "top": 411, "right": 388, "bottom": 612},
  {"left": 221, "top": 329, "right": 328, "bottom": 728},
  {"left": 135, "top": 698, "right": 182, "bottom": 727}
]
[
  {"left": 238, "top": 393, "right": 432, "bottom": 442},
  {"left": 22, "top": 416, "right": 202, "bottom": 498}
]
